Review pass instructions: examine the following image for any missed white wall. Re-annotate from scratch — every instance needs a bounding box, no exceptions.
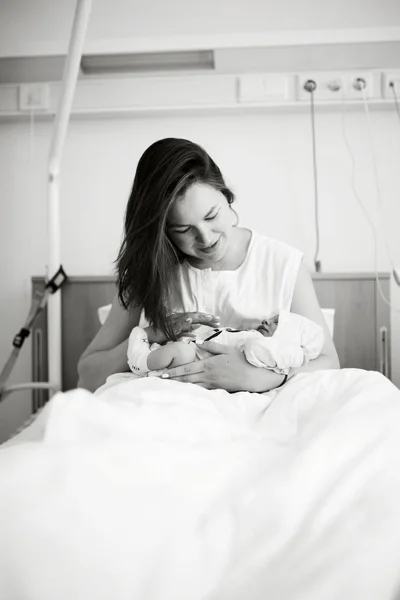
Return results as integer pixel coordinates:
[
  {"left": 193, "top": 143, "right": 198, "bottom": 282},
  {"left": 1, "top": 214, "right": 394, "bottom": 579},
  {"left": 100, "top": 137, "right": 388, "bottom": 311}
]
[{"left": 0, "top": 106, "right": 399, "bottom": 443}]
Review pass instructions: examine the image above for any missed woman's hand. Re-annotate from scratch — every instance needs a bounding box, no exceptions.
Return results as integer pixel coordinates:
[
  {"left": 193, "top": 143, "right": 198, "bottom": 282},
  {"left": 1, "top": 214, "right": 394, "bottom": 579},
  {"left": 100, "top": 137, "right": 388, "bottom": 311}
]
[
  {"left": 145, "top": 312, "right": 220, "bottom": 345},
  {"left": 162, "top": 341, "right": 285, "bottom": 393}
]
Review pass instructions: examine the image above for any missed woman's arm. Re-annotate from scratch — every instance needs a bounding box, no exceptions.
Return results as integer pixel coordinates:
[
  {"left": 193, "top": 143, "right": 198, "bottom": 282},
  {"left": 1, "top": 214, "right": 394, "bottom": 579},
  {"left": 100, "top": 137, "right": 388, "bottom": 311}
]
[
  {"left": 77, "top": 294, "right": 141, "bottom": 392},
  {"left": 288, "top": 262, "right": 340, "bottom": 376},
  {"left": 78, "top": 296, "right": 221, "bottom": 392}
]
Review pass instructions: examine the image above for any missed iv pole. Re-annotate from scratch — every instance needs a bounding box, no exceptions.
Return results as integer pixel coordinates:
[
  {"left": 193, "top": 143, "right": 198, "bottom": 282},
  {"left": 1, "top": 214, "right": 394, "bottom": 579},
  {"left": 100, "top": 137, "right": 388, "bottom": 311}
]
[{"left": 47, "top": 0, "right": 92, "bottom": 393}]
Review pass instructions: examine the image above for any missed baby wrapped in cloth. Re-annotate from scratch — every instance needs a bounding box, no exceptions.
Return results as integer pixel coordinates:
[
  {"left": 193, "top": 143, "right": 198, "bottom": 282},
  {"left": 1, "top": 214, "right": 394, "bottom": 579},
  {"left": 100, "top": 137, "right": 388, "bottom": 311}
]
[{"left": 127, "top": 311, "right": 324, "bottom": 377}]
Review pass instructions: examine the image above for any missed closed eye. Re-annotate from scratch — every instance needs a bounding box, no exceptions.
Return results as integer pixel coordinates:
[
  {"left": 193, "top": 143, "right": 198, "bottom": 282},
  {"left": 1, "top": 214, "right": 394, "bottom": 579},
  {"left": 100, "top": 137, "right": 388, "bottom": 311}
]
[
  {"left": 174, "top": 211, "right": 219, "bottom": 234},
  {"left": 175, "top": 226, "right": 191, "bottom": 235}
]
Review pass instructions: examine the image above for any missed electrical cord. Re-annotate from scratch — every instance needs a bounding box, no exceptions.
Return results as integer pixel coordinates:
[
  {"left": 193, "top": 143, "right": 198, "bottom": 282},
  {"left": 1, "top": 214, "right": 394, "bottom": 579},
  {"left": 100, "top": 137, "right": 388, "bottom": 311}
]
[
  {"left": 339, "top": 81, "right": 400, "bottom": 313},
  {"left": 304, "top": 80, "right": 321, "bottom": 272},
  {"left": 389, "top": 81, "right": 400, "bottom": 122},
  {"left": 359, "top": 84, "right": 398, "bottom": 278}
]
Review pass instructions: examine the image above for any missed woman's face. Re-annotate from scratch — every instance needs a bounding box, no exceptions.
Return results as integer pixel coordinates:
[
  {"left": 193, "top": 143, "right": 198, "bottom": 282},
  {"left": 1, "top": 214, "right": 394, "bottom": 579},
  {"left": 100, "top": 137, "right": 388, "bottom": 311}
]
[{"left": 167, "top": 183, "right": 235, "bottom": 265}]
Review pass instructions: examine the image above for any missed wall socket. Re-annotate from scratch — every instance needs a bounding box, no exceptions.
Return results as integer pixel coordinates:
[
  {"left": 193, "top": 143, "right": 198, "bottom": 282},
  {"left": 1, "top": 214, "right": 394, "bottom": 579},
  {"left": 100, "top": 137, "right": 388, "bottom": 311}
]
[
  {"left": 382, "top": 71, "right": 400, "bottom": 99},
  {"left": 297, "top": 71, "right": 381, "bottom": 101},
  {"left": 19, "top": 84, "right": 49, "bottom": 111}
]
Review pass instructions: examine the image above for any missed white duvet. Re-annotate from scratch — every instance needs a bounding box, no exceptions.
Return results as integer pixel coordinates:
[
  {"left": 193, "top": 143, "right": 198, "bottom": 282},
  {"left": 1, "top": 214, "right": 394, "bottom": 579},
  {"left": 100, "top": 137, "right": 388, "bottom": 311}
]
[{"left": 1, "top": 369, "right": 400, "bottom": 600}]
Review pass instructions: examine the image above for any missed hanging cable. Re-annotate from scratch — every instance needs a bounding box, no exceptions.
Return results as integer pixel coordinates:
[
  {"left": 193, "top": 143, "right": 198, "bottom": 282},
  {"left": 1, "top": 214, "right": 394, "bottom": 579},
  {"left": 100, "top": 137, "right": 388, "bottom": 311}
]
[
  {"left": 389, "top": 81, "right": 400, "bottom": 122},
  {"left": 304, "top": 80, "right": 321, "bottom": 272},
  {"left": 357, "top": 79, "right": 400, "bottom": 290},
  {"left": 339, "top": 81, "right": 400, "bottom": 313},
  {"left": 388, "top": 80, "right": 400, "bottom": 287}
]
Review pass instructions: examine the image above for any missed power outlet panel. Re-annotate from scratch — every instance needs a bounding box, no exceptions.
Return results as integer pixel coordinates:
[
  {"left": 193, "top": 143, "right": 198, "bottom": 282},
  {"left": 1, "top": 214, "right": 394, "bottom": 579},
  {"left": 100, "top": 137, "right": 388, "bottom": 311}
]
[
  {"left": 382, "top": 71, "right": 400, "bottom": 99},
  {"left": 238, "top": 74, "right": 296, "bottom": 103},
  {"left": 19, "top": 84, "right": 49, "bottom": 111},
  {"left": 297, "top": 71, "right": 381, "bottom": 102}
]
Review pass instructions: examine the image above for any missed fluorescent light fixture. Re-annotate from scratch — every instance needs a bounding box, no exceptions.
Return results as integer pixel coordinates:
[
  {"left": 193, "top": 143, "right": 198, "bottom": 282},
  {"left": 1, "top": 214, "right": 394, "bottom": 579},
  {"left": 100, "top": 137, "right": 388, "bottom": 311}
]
[{"left": 80, "top": 50, "right": 215, "bottom": 74}]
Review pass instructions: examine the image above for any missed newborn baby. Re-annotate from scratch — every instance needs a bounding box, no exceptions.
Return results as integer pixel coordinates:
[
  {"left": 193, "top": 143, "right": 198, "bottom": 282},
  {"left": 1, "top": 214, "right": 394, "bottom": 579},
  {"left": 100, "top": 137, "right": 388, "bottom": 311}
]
[{"left": 127, "top": 311, "right": 324, "bottom": 377}]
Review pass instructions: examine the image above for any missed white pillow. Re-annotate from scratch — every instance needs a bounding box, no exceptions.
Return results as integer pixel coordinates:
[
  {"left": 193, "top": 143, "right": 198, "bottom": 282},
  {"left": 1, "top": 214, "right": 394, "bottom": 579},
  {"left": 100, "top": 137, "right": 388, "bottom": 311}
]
[
  {"left": 321, "top": 308, "right": 335, "bottom": 337},
  {"left": 97, "top": 304, "right": 112, "bottom": 325}
]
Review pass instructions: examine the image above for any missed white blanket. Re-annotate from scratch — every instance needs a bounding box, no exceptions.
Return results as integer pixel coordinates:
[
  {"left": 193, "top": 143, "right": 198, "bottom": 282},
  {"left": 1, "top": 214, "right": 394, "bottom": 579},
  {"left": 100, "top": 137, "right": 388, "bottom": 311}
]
[{"left": 1, "top": 369, "right": 400, "bottom": 600}]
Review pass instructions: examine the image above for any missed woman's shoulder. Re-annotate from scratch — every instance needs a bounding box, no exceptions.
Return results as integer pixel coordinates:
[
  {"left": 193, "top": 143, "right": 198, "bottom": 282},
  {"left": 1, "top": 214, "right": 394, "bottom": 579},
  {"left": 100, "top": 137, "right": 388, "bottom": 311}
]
[
  {"left": 248, "top": 229, "right": 303, "bottom": 262},
  {"left": 244, "top": 230, "right": 304, "bottom": 313}
]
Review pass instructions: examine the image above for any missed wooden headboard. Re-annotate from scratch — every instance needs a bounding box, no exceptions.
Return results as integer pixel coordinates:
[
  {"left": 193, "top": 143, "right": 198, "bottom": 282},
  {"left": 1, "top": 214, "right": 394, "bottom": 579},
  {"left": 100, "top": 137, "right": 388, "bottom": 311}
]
[{"left": 31, "top": 273, "right": 391, "bottom": 402}]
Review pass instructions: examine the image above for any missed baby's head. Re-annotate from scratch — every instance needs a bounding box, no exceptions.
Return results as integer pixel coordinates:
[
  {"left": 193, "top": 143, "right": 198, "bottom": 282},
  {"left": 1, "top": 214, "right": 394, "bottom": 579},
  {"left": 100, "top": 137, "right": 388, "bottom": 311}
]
[{"left": 257, "top": 315, "right": 279, "bottom": 337}]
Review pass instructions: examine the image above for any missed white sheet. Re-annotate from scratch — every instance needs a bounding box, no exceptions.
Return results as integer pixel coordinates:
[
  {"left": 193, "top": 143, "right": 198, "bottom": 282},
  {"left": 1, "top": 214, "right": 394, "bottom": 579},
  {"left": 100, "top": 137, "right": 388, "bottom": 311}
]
[{"left": 1, "top": 369, "right": 400, "bottom": 600}]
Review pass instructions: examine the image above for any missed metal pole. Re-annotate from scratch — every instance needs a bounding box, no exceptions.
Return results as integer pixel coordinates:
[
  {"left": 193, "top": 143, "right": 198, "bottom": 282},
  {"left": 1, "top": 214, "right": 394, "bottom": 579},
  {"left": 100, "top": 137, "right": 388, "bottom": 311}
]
[{"left": 47, "top": 0, "right": 92, "bottom": 392}]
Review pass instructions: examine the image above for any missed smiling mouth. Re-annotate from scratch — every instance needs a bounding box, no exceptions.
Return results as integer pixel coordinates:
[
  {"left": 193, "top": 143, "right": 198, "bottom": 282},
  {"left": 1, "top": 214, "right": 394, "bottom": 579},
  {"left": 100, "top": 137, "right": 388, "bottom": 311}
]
[{"left": 200, "top": 238, "right": 220, "bottom": 252}]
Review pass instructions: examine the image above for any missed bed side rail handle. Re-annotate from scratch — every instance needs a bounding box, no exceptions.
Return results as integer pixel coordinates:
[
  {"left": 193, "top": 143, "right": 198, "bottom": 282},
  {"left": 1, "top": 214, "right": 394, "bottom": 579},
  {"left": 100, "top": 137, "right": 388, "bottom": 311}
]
[{"left": 379, "top": 326, "right": 389, "bottom": 378}]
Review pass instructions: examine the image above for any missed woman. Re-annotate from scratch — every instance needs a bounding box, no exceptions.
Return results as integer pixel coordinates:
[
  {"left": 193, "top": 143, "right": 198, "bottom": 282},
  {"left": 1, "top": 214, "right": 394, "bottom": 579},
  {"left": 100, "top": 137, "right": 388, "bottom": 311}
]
[{"left": 78, "top": 138, "right": 339, "bottom": 393}]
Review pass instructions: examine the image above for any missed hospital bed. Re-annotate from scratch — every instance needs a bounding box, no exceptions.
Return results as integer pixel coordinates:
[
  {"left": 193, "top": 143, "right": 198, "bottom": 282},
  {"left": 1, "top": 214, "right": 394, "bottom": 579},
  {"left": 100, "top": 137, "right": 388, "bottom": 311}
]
[{"left": 3, "top": 273, "right": 397, "bottom": 600}]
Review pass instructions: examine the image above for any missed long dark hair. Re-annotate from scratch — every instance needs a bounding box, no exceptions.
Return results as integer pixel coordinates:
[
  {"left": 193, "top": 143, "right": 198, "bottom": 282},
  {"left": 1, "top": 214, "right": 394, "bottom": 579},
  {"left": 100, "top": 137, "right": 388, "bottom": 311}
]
[{"left": 116, "top": 138, "right": 235, "bottom": 341}]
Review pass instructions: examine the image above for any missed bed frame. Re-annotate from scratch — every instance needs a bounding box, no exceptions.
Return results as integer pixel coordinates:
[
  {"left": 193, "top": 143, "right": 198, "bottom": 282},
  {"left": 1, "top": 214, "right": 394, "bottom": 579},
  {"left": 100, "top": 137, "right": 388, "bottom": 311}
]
[{"left": 31, "top": 272, "right": 391, "bottom": 411}]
